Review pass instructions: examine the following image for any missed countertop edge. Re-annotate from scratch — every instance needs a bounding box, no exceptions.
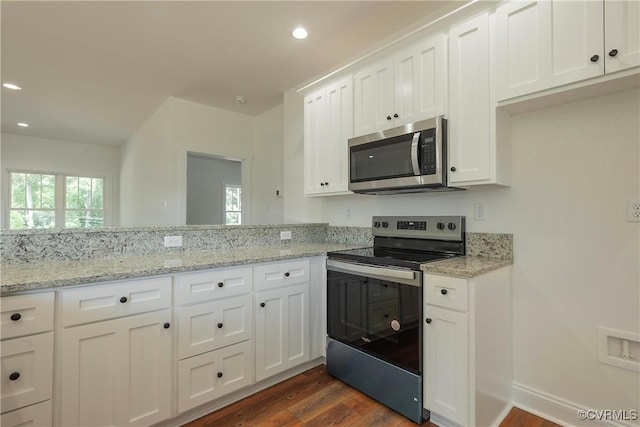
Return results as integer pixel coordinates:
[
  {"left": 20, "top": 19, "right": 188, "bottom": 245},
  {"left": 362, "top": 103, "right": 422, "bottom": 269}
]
[{"left": 420, "top": 257, "right": 513, "bottom": 278}]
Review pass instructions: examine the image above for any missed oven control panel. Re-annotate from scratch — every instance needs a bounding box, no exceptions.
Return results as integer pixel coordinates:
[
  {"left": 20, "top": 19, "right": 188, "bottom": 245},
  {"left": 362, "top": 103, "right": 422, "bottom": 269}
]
[{"left": 372, "top": 216, "right": 464, "bottom": 241}]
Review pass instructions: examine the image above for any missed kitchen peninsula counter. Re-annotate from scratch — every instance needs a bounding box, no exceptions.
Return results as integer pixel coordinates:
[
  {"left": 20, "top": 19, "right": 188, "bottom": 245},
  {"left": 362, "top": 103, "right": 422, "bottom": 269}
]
[
  {"left": 1, "top": 242, "right": 362, "bottom": 294},
  {"left": 2, "top": 247, "right": 513, "bottom": 294}
]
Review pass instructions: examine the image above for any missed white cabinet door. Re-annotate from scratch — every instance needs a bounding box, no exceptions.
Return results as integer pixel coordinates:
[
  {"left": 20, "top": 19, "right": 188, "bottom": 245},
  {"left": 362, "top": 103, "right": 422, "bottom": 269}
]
[
  {"left": 304, "top": 88, "right": 326, "bottom": 195},
  {"left": 354, "top": 59, "right": 395, "bottom": 136},
  {"left": 255, "top": 283, "right": 309, "bottom": 381},
  {"left": 178, "top": 340, "right": 253, "bottom": 413},
  {"left": 61, "top": 310, "right": 172, "bottom": 426},
  {"left": 175, "top": 267, "right": 252, "bottom": 305},
  {"left": 495, "top": 0, "right": 604, "bottom": 101},
  {"left": 424, "top": 305, "right": 469, "bottom": 426},
  {"left": 323, "top": 77, "right": 353, "bottom": 194},
  {"left": 448, "top": 12, "right": 492, "bottom": 184},
  {"left": 1, "top": 400, "right": 51, "bottom": 427},
  {"left": 178, "top": 294, "right": 252, "bottom": 359},
  {"left": 0, "top": 292, "right": 54, "bottom": 339},
  {"left": 605, "top": 0, "right": 640, "bottom": 73},
  {"left": 394, "top": 34, "right": 446, "bottom": 126},
  {"left": 0, "top": 332, "right": 53, "bottom": 413}
]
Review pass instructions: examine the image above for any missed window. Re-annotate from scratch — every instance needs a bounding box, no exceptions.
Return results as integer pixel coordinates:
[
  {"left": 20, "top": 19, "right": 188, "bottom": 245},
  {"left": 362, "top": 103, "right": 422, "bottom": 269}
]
[
  {"left": 224, "top": 184, "right": 242, "bottom": 225},
  {"left": 8, "top": 171, "right": 106, "bottom": 229},
  {"left": 9, "top": 172, "right": 56, "bottom": 229},
  {"left": 65, "top": 176, "right": 105, "bottom": 228}
]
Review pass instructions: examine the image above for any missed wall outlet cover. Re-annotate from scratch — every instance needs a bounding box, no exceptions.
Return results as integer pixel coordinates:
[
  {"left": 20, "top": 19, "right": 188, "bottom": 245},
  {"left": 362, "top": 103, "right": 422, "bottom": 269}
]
[
  {"left": 164, "top": 236, "right": 183, "bottom": 247},
  {"left": 280, "top": 231, "right": 292, "bottom": 240}
]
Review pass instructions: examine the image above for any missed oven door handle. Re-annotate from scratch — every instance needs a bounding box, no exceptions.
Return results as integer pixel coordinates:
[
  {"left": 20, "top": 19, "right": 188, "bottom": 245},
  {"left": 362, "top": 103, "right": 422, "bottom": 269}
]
[
  {"left": 410, "top": 132, "right": 421, "bottom": 176},
  {"left": 326, "top": 259, "right": 420, "bottom": 286}
]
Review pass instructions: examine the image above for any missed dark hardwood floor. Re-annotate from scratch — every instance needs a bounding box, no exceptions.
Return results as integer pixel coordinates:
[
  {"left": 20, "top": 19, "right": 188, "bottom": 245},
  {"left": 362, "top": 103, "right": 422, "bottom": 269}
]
[{"left": 183, "top": 366, "right": 562, "bottom": 427}]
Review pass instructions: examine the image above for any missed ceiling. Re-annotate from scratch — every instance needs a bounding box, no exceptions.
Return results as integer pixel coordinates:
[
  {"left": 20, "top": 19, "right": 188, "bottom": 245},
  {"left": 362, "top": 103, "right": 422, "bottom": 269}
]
[{"left": 1, "top": 1, "right": 457, "bottom": 146}]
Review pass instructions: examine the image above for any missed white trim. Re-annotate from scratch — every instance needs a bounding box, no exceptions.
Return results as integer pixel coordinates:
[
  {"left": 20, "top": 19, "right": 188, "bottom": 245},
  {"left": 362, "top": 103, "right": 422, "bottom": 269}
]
[{"left": 512, "top": 382, "right": 634, "bottom": 427}]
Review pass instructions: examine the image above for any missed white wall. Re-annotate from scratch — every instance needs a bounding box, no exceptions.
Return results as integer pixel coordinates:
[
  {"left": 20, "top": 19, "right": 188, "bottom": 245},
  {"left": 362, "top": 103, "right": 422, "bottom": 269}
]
[
  {"left": 252, "top": 104, "right": 285, "bottom": 224},
  {"left": 120, "top": 97, "right": 263, "bottom": 226},
  {"left": 1, "top": 133, "right": 121, "bottom": 226},
  {"left": 283, "top": 88, "right": 640, "bottom": 424},
  {"left": 119, "top": 101, "right": 172, "bottom": 226}
]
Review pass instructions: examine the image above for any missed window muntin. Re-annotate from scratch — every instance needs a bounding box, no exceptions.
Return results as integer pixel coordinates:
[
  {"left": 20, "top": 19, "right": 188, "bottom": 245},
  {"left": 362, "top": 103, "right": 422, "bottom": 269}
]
[{"left": 224, "top": 184, "right": 242, "bottom": 225}]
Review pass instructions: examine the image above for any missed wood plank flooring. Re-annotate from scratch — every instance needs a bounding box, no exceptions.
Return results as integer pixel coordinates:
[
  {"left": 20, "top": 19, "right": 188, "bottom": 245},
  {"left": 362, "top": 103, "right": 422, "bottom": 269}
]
[{"left": 183, "top": 365, "right": 562, "bottom": 427}]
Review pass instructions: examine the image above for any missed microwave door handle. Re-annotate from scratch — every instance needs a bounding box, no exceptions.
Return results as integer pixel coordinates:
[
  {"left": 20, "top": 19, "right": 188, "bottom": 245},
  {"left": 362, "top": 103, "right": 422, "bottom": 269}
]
[{"left": 410, "top": 132, "right": 421, "bottom": 176}]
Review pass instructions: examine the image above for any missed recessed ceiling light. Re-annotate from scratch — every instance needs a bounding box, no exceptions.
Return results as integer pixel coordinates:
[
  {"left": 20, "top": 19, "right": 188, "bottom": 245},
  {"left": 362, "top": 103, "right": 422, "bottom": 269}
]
[
  {"left": 292, "top": 27, "right": 308, "bottom": 40},
  {"left": 3, "top": 83, "right": 22, "bottom": 90},
  {"left": 235, "top": 96, "right": 247, "bottom": 104},
  {"left": 17, "top": 122, "right": 29, "bottom": 127}
]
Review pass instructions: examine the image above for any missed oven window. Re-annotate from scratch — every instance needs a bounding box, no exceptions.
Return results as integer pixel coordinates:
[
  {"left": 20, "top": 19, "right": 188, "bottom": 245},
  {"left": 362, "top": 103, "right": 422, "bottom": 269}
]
[
  {"left": 327, "top": 270, "right": 422, "bottom": 374},
  {"left": 350, "top": 134, "right": 416, "bottom": 182}
]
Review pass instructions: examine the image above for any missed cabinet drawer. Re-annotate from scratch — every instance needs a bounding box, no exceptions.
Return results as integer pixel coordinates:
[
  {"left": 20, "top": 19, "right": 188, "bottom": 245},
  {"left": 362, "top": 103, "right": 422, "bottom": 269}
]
[
  {"left": 1, "top": 292, "right": 54, "bottom": 339},
  {"left": 1, "top": 400, "right": 52, "bottom": 426},
  {"left": 1, "top": 332, "right": 53, "bottom": 413},
  {"left": 254, "top": 259, "right": 309, "bottom": 291},
  {"left": 175, "top": 267, "right": 252, "bottom": 305},
  {"left": 61, "top": 276, "right": 172, "bottom": 327},
  {"left": 178, "top": 340, "right": 253, "bottom": 413},
  {"left": 424, "top": 274, "right": 468, "bottom": 312},
  {"left": 178, "top": 294, "right": 253, "bottom": 360}
]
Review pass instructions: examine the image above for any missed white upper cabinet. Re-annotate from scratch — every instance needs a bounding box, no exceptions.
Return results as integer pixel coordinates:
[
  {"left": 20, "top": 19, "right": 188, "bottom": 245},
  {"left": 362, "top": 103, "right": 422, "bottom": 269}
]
[
  {"left": 495, "top": 0, "right": 639, "bottom": 101},
  {"left": 448, "top": 12, "right": 494, "bottom": 185},
  {"left": 354, "top": 34, "right": 446, "bottom": 136},
  {"left": 605, "top": 0, "right": 640, "bottom": 73},
  {"left": 303, "top": 76, "right": 353, "bottom": 196}
]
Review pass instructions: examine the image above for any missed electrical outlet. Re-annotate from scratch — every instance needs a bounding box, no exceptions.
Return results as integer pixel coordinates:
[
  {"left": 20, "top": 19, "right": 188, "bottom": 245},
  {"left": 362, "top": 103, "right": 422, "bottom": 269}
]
[
  {"left": 474, "top": 203, "right": 487, "bottom": 221},
  {"left": 164, "top": 236, "right": 183, "bottom": 247},
  {"left": 280, "top": 231, "right": 292, "bottom": 240},
  {"left": 628, "top": 199, "right": 640, "bottom": 223}
]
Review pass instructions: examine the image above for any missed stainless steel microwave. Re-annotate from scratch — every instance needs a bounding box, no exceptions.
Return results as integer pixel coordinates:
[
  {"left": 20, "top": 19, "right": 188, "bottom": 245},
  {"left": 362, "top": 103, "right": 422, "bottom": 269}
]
[{"left": 348, "top": 116, "right": 460, "bottom": 194}]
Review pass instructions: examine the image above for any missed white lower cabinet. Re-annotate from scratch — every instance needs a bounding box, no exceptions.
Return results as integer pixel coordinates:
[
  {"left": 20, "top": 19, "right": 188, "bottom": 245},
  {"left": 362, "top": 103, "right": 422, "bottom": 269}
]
[
  {"left": 60, "top": 309, "right": 172, "bottom": 426},
  {"left": 178, "top": 340, "right": 253, "bottom": 412},
  {"left": 255, "top": 282, "right": 309, "bottom": 382},
  {"left": 177, "top": 294, "right": 252, "bottom": 360},
  {"left": 1, "top": 332, "right": 54, "bottom": 414},
  {"left": 423, "top": 267, "right": 512, "bottom": 427},
  {"left": 424, "top": 306, "right": 469, "bottom": 425},
  {"left": 1, "top": 400, "right": 52, "bottom": 427}
]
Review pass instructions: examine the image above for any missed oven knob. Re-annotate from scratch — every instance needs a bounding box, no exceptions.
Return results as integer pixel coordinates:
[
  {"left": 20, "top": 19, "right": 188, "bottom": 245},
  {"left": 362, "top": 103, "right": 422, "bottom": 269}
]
[
  {"left": 448, "top": 223, "right": 457, "bottom": 231},
  {"left": 437, "top": 222, "right": 445, "bottom": 230},
  {"left": 374, "top": 221, "right": 381, "bottom": 228},
  {"left": 382, "top": 222, "right": 389, "bottom": 228}
]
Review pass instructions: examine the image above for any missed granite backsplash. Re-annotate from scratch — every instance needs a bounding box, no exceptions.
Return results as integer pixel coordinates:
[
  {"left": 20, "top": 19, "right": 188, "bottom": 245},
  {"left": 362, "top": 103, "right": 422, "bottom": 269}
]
[{"left": 0, "top": 224, "right": 511, "bottom": 265}]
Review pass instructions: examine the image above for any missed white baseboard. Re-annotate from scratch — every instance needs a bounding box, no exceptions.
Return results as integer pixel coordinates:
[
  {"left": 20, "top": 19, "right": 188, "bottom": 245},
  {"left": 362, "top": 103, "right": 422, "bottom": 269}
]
[{"left": 512, "top": 382, "right": 636, "bottom": 427}]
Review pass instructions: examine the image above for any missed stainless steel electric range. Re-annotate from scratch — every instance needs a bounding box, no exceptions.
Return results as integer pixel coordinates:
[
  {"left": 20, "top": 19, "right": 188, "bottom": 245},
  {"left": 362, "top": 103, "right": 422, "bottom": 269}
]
[{"left": 325, "top": 215, "right": 465, "bottom": 424}]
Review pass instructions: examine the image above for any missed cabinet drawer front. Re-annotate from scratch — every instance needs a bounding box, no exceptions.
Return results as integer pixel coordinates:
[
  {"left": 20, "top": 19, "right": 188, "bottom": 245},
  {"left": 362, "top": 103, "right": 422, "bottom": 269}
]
[
  {"left": 178, "top": 340, "right": 253, "bottom": 413},
  {"left": 176, "top": 267, "right": 252, "bottom": 305},
  {"left": 424, "top": 275, "right": 468, "bottom": 312},
  {"left": 178, "top": 295, "right": 253, "bottom": 360},
  {"left": 1, "top": 399, "right": 52, "bottom": 426},
  {"left": 1, "top": 292, "right": 54, "bottom": 339},
  {"left": 1, "top": 332, "right": 53, "bottom": 413},
  {"left": 61, "top": 277, "right": 172, "bottom": 327},
  {"left": 254, "top": 259, "right": 310, "bottom": 291}
]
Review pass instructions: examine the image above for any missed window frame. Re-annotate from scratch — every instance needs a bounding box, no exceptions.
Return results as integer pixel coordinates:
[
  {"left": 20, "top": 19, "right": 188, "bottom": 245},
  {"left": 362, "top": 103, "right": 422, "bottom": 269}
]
[
  {"left": 223, "top": 182, "right": 242, "bottom": 225},
  {"left": 4, "top": 168, "right": 110, "bottom": 229}
]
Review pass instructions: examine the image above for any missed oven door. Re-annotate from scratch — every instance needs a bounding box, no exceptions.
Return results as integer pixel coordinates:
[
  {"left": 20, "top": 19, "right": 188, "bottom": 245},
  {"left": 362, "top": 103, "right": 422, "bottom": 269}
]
[{"left": 326, "top": 259, "right": 422, "bottom": 374}]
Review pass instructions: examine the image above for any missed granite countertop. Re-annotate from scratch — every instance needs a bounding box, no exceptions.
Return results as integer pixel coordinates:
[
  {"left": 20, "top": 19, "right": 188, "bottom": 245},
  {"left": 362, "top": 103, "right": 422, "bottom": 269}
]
[
  {"left": 1, "top": 244, "right": 513, "bottom": 294},
  {"left": 0, "top": 243, "right": 362, "bottom": 294},
  {"left": 421, "top": 256, "right": 513, "bottom": 278}
]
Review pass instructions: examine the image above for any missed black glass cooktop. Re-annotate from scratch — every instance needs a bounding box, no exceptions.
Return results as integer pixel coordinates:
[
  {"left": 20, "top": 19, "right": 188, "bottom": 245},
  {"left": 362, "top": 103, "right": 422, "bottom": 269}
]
[{"left": 327, "top": 246, "right": 453, "bottom": 270}]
